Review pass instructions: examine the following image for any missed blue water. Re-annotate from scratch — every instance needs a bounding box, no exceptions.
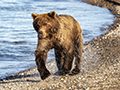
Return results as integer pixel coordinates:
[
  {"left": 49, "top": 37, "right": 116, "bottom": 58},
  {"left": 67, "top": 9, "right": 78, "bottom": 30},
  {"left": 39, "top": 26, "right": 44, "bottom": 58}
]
[{"left": 0, "top": 0, "right": 115, "bottom": 79}]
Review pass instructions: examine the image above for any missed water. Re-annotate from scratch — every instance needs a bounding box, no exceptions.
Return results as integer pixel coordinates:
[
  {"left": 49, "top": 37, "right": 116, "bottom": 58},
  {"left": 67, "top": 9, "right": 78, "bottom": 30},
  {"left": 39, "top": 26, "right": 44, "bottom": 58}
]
[{"left": 0, "top": 0, "right": 115, "bottom": 79}]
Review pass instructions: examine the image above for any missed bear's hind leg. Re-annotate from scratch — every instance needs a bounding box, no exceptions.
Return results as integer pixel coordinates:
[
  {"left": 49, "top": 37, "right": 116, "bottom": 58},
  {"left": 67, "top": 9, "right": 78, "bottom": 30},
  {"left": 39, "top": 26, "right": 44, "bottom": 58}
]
[
  {"left": 72, "top": 35, "right": 83, "bottom": 74},
  {"left": 72, "top": 56, "right": 81, "bottom": 74}
]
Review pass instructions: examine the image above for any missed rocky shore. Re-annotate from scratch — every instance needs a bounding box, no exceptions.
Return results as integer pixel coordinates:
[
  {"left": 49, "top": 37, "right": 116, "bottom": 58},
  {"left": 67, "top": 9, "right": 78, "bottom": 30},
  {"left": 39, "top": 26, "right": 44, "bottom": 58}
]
[{"left": 0, "top": 0, "right": 120, "bottom": 90}]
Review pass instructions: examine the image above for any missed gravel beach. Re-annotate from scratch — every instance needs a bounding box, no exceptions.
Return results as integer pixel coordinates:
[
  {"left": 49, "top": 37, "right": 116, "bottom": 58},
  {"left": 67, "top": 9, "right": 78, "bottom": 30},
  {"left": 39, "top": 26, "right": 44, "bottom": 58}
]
[{"left": 0, "top": 0, "right": 120, "bottom": 90}]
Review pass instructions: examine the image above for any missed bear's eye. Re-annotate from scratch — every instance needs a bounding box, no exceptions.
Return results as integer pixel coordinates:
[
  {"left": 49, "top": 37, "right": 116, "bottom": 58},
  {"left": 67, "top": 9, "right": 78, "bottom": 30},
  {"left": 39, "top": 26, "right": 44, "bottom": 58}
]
[
  {"left": 35, "top": 25, "right": 40, "bottom": 31},
  {"left": 43, "top": 23, "right": 47, "bottom": 26}
]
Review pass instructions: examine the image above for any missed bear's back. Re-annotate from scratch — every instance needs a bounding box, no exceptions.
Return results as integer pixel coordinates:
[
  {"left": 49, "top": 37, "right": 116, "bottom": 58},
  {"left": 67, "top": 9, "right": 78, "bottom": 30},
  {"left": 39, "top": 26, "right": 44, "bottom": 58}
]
[{"left": 58, "top": 14, "right": 82, "bottom": 35}]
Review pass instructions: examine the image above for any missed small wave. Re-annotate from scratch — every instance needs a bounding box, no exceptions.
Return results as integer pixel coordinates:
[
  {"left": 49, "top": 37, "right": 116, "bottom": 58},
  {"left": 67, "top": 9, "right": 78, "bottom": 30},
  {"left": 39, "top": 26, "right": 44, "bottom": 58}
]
[
  {"left": 0, "top": 41, "right": 27, "bottom": 45},
  {"left": 0, "top": 5, "right": 32, "bottom": 11},
  {"left": 13, "top": 41, "right": 27, "bottom": 44}
]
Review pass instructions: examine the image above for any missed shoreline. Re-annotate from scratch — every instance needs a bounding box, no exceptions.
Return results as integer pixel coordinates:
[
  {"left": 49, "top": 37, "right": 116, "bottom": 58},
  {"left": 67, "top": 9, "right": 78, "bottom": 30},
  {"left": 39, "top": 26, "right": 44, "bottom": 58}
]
[
  {"left": 81, "top": 0, "right": 120, "bottom": 45},
  {"left": 0, "top": 0, "right": 120, "bottom": 89},
  {"left": 81, "top": 0, "right": 120, "bottom": 32}
]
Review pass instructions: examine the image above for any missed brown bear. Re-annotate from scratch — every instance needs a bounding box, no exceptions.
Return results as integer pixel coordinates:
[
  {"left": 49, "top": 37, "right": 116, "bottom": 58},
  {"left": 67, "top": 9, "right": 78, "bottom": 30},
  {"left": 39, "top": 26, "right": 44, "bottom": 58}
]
[{"left": 31, "top": 11, "right": 83, "bottom": 80}]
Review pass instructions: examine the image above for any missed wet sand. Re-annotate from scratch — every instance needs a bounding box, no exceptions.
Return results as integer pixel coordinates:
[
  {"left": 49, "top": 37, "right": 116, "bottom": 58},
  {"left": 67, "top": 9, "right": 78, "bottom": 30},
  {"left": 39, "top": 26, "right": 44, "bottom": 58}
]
[{"left": 0, "top": 0, "right": 120, "bottom": 90}]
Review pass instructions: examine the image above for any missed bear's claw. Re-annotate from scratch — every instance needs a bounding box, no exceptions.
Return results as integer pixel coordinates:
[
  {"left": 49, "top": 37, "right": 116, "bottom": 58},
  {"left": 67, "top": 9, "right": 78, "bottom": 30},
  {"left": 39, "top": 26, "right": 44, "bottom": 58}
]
[
  {"left": 71, "top": 69, "right": 80, "bottom": 74},
  {"left": 41, "top": 69, "right": 51, "bottom": 80}
]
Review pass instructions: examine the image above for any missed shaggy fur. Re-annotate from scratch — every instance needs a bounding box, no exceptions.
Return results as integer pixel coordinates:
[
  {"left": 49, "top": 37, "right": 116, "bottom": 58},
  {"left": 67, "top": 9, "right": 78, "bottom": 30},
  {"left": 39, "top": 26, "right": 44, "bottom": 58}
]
[{"left": 31, "top": 11, "right": 83, "bottom": 80}]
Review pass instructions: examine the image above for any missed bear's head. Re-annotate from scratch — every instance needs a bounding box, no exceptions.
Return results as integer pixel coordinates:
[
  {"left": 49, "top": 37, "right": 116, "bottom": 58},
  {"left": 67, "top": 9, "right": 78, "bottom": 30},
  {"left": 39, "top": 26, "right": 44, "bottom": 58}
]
[{"left": 31, "top": 11, "right": 60, "bottom": 39}]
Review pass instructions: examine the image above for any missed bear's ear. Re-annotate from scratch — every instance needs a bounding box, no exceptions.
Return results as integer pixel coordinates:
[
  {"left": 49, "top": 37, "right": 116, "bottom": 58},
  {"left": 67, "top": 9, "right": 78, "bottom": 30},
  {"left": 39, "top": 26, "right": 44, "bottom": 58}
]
[
  {"left": 48, "top": 11, "right": 56, "bottom": 18},
  {"left": 31, "top": 13, "right": 38, "bottom": 19}
]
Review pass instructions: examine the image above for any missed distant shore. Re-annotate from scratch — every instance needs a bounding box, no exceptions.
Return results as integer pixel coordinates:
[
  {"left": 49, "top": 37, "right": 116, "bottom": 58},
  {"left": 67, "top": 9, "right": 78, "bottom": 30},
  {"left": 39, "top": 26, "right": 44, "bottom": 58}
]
[
  {"left": 0, "top": 0, "right": 120, "bottom": 90},
  {"left": 81, "top": 0, "right": 120, "bottom": 33}
]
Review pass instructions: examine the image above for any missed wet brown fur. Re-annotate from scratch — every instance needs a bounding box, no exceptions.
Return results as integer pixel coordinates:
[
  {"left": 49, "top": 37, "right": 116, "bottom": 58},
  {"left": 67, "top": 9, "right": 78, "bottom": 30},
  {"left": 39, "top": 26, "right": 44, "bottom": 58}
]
[{"left": 31, "top": 11, "right": 83, "bottom": 80}]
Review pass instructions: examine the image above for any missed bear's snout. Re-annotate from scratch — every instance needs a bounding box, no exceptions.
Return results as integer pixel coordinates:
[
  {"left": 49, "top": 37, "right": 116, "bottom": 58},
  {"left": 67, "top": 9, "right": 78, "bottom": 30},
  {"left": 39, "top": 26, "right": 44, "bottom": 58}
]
[
  {"left": 39, "top": 31, "right": 43, "bottom": 35},
  {"left": 38, "top": 31, "right": 43, "bottom": 38},
  {"left": 38, "top": 30, "right": 48, "bottom": 39}
]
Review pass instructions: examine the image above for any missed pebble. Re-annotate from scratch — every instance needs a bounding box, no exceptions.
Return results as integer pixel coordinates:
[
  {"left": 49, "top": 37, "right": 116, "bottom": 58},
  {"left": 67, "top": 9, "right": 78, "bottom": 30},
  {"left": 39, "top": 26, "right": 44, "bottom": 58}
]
[
  {"left": 86, "top": 87, "right": 90, "bottom": 90},
  {"left": 79, "top": 77, "right": 81, "bottom": 80},
  {"left": 68, "top": 87, "right": 71, "bottom": 89},
  {"left": 60, "top": 78, "right": 64, "bottom": 81},
  {"left": 21, "top": 73, "right": 24, "bottom": 75}
]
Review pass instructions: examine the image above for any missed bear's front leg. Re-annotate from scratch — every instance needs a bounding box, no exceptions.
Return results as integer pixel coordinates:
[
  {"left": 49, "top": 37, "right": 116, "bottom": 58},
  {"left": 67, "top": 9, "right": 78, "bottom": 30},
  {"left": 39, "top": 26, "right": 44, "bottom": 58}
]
[
  {"left": 35, "top": 50, "right": 50, "bottom": 80},
  {"left": 35, "top": 39, "right": 52, "bottom": 80}
]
